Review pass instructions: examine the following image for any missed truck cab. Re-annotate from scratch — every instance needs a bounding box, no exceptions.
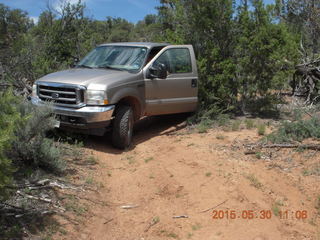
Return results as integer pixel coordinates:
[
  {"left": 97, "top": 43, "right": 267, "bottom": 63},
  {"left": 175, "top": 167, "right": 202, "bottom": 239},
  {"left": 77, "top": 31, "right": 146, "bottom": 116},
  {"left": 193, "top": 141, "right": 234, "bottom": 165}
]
[{"left": 31, "top": 42, "right": 198, "bottom": 149}]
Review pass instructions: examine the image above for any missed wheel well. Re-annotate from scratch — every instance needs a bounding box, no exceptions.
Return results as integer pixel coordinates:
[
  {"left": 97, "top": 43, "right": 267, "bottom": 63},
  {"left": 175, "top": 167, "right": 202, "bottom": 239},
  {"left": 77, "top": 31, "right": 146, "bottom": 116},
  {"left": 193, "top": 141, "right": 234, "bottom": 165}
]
[{"left": 115, "top": 96, "right": 141, "bottom": 122}]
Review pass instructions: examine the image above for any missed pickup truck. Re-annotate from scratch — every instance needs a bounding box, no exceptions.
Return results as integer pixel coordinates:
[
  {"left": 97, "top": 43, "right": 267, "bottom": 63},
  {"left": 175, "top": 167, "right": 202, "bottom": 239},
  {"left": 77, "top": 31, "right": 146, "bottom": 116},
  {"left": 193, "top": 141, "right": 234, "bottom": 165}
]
[{"left": 31, "top": 42, "right": 198, "bottom": 149}]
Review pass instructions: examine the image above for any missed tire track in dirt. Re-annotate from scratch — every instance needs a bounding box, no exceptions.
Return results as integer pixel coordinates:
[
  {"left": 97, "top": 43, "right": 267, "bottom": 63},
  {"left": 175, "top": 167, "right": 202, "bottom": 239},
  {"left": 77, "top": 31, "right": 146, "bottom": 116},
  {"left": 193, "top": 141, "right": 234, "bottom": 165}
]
[{"left": 63, "top": 114, "right": 319, "bottom": 240}]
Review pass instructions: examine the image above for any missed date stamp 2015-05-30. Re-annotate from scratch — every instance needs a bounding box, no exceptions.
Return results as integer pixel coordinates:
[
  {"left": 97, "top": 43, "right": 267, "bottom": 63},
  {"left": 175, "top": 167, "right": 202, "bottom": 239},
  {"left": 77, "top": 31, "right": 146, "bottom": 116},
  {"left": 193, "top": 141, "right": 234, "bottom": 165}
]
[{"left": 212, "top": 209, "right": 308, "bottom": 220}]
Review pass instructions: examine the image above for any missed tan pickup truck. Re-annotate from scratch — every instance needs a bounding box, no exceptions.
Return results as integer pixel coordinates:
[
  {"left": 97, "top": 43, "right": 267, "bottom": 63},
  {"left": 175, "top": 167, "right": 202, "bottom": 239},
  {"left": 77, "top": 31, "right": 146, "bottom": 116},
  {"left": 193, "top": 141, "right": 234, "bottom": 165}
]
[{"left": 31, "top": 42, "right": 198, "bottom": 149}]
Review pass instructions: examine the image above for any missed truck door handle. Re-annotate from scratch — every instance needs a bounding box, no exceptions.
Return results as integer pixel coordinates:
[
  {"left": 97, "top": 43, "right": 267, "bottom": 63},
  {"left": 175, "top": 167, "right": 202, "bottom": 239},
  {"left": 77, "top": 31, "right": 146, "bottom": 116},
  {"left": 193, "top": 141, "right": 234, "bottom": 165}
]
[{"left": 191, "top": 79, "right": 197, "bottom": 88}]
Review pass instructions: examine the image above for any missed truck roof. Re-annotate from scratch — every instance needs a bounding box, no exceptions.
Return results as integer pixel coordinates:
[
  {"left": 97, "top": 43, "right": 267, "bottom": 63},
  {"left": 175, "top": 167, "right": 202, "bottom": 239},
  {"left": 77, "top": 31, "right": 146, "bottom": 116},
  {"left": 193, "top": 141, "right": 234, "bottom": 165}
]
[{"left": 99, "top": 42, "right": 169, "bottom": 48}]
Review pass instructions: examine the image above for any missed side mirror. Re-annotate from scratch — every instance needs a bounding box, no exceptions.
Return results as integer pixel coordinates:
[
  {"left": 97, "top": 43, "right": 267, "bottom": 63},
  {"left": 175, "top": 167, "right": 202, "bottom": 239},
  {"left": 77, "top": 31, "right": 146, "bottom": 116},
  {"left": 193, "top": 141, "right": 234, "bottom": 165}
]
[
  {"left": 148, "top": 63, "right": 167, "bottom": 79},
  {"left": 70, "top": 56, "right": 80, "bottom": 68}
]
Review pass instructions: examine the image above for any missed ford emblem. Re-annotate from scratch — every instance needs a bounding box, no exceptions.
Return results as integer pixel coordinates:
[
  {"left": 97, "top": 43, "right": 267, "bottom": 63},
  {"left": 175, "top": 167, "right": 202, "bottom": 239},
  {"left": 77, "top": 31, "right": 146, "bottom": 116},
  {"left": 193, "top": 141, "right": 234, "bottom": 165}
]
[{"left": 52, "top": 93, "right": 59, "bottom": 99}]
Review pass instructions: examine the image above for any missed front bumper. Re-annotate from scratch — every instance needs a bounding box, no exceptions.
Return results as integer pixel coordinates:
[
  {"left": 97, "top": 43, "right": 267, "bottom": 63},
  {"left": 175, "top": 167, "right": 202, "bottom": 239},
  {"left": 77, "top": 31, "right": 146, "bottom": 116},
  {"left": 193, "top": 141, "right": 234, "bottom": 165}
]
[{"left": 31, "top": 97, "right": 115, "bottom": 130}]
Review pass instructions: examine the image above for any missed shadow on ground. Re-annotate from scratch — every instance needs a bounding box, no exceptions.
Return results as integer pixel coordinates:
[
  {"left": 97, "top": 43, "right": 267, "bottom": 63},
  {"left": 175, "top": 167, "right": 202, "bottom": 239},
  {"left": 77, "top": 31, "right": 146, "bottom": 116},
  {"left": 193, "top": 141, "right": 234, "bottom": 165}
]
[{"left": 84, "top": 113, "right": 191, "bottom": 154}]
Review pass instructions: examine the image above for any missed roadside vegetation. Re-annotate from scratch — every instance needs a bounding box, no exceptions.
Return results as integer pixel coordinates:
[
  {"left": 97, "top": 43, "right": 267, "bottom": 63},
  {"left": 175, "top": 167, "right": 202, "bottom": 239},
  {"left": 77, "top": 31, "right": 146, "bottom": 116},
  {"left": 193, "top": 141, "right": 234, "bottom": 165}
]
[
  {"left": 0, "top": 90, "right": 66, "bottom": 238},
  {"left": 0, "top": 90, "right": 63, "bottom": 198},
  {"left": 267, "top": 115, "right": 320, "bottom": 143},
  {"left": 0, "top": 89, "right": 98, "bottom": 239}
]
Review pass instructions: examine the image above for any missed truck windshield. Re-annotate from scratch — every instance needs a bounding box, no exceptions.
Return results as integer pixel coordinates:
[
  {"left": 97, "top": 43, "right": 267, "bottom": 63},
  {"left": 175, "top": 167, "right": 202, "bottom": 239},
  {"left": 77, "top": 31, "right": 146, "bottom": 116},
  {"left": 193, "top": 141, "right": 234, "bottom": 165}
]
[{"left": 77, "top": 46, "right": 148, "bottom": 71}]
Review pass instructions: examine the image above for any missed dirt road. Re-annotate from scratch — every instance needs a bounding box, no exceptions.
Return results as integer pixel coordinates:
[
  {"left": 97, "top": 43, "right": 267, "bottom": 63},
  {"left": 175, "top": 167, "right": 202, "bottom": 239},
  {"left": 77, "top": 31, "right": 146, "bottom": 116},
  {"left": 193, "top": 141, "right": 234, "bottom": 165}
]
[{"left": 61, "top": 114, "right": 320, "bottom": 240}]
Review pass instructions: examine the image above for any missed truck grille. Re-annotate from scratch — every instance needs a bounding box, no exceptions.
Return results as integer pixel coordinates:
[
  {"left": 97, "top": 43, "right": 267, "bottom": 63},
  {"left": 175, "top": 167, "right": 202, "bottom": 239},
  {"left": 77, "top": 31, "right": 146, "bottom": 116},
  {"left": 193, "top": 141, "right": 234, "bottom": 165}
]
[{"left": 37, "top": 82, "right": 85, "bottom": 107}]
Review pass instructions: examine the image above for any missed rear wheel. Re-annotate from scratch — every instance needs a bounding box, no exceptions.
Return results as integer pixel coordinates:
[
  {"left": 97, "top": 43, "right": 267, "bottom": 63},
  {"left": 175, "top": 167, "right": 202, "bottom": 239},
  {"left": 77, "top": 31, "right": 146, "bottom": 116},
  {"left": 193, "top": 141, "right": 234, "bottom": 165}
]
[{"left": 112, "top": 105, "right": 134, "bottom": 149}]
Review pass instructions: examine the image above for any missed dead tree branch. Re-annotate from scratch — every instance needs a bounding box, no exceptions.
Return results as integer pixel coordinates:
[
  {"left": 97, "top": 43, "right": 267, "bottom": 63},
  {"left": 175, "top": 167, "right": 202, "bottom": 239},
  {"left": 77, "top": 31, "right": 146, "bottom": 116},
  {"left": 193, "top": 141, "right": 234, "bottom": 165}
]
[
  {"left": 245, "top": 143, "right": 320, "bottom": 154},
  {"left": 292, "top": 58, "right": 320, "bottom": 104}
]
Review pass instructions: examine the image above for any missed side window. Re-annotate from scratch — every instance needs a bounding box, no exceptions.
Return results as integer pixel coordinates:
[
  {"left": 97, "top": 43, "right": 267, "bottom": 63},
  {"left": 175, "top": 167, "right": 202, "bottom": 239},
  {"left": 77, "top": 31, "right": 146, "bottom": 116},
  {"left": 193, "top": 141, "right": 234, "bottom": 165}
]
[{"left": 154, "top": 48, "right": 192, "bottom": 74}]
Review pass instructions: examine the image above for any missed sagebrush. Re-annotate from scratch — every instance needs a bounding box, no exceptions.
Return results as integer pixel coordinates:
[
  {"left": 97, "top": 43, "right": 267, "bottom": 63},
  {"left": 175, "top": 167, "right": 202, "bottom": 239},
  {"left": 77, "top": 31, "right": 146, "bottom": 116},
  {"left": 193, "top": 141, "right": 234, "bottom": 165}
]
[
  {"left": 0, "top": 90, "right": 66, "bottom": 199},
  {"left": 267, "top": 116, "right": 320, "bottom": 143}
]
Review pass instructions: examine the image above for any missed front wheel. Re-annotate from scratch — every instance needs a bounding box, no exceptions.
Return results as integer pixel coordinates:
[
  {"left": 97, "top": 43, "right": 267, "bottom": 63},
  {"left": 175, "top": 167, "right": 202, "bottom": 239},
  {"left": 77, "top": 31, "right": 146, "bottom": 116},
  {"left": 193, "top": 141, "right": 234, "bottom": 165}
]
[{"left": 112, "top": 105, "right": 134, "bottom": 149}]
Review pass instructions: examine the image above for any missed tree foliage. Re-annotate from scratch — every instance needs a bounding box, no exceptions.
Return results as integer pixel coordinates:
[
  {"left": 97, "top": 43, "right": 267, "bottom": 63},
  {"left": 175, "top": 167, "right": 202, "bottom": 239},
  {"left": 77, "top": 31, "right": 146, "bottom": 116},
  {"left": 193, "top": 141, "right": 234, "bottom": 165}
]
[
  {"left": 156, "top": 0, "right": 299, "bottom": 117},
  {"left": 0, "top": 0, "right": 315, "bottom": 115},
  {"left": 235, "top": 1, "right": 299, "bottom": 111},
  {"left": 0, "top": 90, "right": 19, "bottom": 199},
  {"left": 276, "top": 0, "right": 320, "bottom": 57}
]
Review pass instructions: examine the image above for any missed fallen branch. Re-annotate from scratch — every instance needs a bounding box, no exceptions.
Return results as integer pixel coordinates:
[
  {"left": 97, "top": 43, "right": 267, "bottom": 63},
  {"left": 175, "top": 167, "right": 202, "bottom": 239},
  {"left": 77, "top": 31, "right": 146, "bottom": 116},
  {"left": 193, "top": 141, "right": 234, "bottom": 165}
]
[
  {"left": 17, "top": 191, "right": 52, "bottom": 203},
  {"left": 48, "top": 180, "right": 80, "bottom": 190},
  {"left": 0, "top": 202, "right": 26, "bottom": 210},
  {"left": 0, "top": 203, "right": 56, "bottom": 218},
  {"left": 57, "top": 213, "right": 81, "bottom": 225},
  {"left": 263, "top": 143, "right": 320, "bottom": 150},
  {"left": 5, "top": 179, "right": 81, "bottom": 191},
  {"left": 245, "top": 143, "right": 320, "bottom": 152},
  {"left": 14, "top": 210, "right": 56, "bottom": 218},
  {"left": 293, "top": 57, "right": 320, "bottom": 104}
]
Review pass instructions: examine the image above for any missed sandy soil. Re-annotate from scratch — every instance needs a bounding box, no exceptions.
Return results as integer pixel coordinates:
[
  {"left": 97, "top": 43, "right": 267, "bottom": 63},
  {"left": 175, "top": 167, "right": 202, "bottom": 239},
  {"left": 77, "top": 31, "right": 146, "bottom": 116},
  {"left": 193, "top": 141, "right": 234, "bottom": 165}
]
[{"left": 56, "top": 114, "right": 320, "bottom": 240}]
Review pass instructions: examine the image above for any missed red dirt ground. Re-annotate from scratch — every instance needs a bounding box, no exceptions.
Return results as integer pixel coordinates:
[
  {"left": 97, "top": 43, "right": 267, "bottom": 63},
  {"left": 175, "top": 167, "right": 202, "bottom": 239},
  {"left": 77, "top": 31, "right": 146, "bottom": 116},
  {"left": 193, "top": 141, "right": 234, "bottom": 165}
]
[{"left": 55, "top": 114, "right": 320, "bottom": 240}]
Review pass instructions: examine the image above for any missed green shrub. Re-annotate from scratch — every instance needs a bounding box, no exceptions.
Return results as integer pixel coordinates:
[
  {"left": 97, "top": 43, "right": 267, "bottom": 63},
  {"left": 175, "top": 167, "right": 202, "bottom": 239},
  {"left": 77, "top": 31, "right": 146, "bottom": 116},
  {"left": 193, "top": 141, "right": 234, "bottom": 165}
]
[
  {"left": 196, "top": 119, "right": 213, "bottom": 133},
  {"left": 0, "top": 90, "right": 20, "bottom": 199},
  {"left": 9, "top": 101, "right": 66, "bottom": 173},
  {"left": 0, "top": 90, "right": 66, "bottom": 200},
  {"left": 244, "top": 119, "right": 255, "bottom": 129},
  {"left": 246, "top": 174, "right": 263, "bottom": 189},
  {"left": 190, "top": 101, "right": 231, "bottom": 132},
  {"left": 231, "top": 120, "right": 241, "bottom": 131},
  {"left": 272, "top": 202, "right": 281, "bottom": 216},
  {"left": 292, "top": 109, "right": 303, "bottom": 121},
  {"left": 257, "top": 124, "right": 266, "bottom": 136},
  {"left": 244, "top": 96, "right": 282, "bottom": 118},
  {"left": 267, "top": 116, "right": 320, "bottom": 143},
  {"left": 188, "top": 102, "right": 227, "bottom": 124},
  {"left": 216, "top": 114, "right": 230, "bottom": 127},
  {"left": 255, "top": 152, "right": 262, "bottom": 159}
]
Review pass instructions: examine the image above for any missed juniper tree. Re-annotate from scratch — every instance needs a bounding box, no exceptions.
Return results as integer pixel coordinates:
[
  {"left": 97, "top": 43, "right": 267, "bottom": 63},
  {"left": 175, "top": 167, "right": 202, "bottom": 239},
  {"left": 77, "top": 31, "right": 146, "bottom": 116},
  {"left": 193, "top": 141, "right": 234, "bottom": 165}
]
[
  {"left": 235, "top": 0, "right": 299, "bottom": 112},
  {"left": 0, "top": 91, "right": 19, "bottom": 199}
]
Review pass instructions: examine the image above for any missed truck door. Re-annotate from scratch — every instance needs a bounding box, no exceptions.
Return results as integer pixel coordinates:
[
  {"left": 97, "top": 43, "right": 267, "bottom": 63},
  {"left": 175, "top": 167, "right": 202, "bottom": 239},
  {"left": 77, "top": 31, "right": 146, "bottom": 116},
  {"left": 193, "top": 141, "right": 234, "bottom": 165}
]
[{"left": 143, "top": 45, "right": 198, "bottom": 116}]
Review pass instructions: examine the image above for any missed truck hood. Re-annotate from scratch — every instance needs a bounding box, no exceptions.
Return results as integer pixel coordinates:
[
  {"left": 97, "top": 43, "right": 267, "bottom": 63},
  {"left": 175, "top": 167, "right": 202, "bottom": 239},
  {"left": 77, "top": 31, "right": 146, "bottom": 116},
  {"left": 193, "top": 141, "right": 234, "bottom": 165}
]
[{"left": 37, "top": 68, "right": 137, "bottom": 87}]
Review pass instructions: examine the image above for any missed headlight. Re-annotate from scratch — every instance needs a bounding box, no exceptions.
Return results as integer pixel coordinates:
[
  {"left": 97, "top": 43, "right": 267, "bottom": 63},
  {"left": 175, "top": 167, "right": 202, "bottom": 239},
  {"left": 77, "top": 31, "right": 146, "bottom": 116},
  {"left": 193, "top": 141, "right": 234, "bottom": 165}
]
[
  {"left": 85, "top": 89, "right": 108, "bottom": 105},
  {"left": 31, "top": 84, "right": 37, "bottom": 97}
]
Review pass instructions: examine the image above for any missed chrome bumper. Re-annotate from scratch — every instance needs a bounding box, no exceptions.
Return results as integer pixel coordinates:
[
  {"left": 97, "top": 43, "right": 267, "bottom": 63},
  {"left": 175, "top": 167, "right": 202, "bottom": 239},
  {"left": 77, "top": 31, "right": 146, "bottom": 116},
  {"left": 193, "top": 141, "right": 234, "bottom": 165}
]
[{"left": 31, "top": 97, "right": 115, "bottom": 128}]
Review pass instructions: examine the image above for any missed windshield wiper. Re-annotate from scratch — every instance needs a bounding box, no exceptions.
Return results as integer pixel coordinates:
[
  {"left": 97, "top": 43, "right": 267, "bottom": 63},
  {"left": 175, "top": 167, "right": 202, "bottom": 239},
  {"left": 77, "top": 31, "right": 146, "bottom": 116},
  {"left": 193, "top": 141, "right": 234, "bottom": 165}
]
[
  {"left": 97, "top": 65, "right": 124, "bottom": 71},
  {"left": 76, "top": 64, "right": 93, "bottom": 69}
]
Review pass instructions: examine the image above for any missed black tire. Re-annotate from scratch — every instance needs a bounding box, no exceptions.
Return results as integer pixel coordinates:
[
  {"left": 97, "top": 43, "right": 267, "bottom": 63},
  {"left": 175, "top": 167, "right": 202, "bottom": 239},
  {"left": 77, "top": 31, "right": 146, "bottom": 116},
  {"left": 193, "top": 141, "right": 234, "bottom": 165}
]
[{"left": 112, "top": 105, "right": 134, "bottom": 149}]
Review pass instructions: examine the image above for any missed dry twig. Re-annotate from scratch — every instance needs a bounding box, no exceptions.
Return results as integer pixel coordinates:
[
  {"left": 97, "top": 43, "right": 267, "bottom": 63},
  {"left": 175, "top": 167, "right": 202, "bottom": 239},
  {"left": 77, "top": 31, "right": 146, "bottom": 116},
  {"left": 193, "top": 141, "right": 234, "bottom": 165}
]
[
  {"left": 103, "top": 218, "right": 114, "bottom": 224},
  {"left": 144, "top": 217, "right": 160, "bottom": 232},
  {"left": 199, "top": 199, "right": 228, "bottom": 213}
]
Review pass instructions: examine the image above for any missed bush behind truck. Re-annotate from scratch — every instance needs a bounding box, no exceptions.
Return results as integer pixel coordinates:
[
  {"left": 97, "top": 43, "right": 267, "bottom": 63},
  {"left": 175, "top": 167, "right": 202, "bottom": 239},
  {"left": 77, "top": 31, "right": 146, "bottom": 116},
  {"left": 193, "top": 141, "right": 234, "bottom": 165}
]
[{"left": 31, "top": 42, "right": 198, "bottom": 149}]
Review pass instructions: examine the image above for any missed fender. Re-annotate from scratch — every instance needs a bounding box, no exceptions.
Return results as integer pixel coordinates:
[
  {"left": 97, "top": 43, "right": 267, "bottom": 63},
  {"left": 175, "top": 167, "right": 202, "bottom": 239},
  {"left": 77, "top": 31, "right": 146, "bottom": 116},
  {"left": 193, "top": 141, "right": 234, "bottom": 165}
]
[{"left": 109, "top": 86, "right": 145, "bottom": 119}]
